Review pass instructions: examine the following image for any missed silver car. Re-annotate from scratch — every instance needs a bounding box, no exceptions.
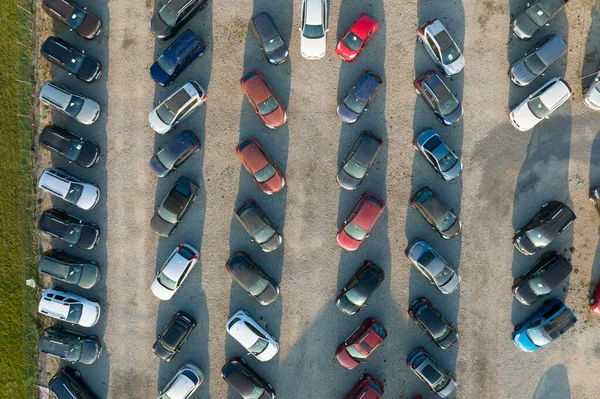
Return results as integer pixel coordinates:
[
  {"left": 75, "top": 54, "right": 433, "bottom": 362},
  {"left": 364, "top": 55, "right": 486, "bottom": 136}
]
[
  {"left": 510, "top": 35, "right": 567, "bottom": 86},
  {"left": 299, "top": 0, "right": 328, "bottom": 60},
  {"left": 405, "top": 239, "right": 460, "bottom": 295},
  {"left": 156, "top": 363, "right": 204, "bottom": 399},
  {"left": 413, "top": 129, "right": 462, "bottom": 181},
  {"left": 149, "top": 80, "right": 207, "bottom": 134},
  {"left": 583, "top": 72, "right": 600, "bottom": 111},
  {"left": 39, "top": 81, "right": 101, "bottom": 125},
  {"left": 38, "top": 168, "right": 100, "bottom": 210},
  {"left": 417, "top": 19, "right": 464, "bottom": 76},
  {"left": 38, "top": 288, "right": 101, "bottom": 328}
]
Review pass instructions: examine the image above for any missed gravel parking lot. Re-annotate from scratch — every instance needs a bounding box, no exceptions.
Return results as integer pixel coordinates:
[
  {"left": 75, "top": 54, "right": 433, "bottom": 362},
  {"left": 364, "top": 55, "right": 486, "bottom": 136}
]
[{"left": 37, "top": 0, "right": 600, "bottom": 398}]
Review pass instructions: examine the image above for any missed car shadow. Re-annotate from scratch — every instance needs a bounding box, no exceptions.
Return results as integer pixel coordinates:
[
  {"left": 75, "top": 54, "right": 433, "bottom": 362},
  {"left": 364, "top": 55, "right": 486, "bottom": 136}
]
[
  {"left": 531, "top": 364, "right": 571, "bottom": 399},
  {"left": 581, "top": 1, "right": 600, "bottom": 92}
]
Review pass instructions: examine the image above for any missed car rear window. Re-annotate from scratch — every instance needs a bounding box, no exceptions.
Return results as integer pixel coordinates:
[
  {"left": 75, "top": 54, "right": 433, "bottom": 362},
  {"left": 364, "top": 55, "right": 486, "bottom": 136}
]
[{"left": 524, "top": 52, "right": 547, "bottom": 75}]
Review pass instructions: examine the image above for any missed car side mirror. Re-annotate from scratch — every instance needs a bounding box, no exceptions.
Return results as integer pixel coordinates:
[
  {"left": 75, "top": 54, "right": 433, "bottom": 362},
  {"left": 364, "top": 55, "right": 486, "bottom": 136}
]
[
  {"left": 298, "top": 27, "right": 302, "bottom": 32},
  {"left": 69, "top": 28, "right": 74, "bottom": 31},
  {"left": 81, "top": 49, "right": 85, "bottom": 54},
  {"left": 526, "top": 2, "right": 530, "bottom": 6},
  {"left": 326, "top": 28, "right": 329, "bottom": 32},
  {"left": 83, "top": 6, "right": 87, "bottom": 10},
  {"left": 545, "top": 23, "right": 550, "bottom": 26}
]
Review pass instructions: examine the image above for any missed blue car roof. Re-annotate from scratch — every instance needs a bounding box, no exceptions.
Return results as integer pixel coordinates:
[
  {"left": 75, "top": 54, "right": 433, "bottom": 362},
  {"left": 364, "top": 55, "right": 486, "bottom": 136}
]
[
  {"left": 352, "top": 72, "right": 381, "bottom": 101},
  {"left": 162, "top": 30, "right": 202, "bottom": 63}
]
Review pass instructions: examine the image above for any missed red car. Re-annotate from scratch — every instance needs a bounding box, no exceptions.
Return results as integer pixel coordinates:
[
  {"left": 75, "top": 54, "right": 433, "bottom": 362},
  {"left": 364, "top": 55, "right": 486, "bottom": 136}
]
[
  {"left": 337, "top": 192, "right": 385, "bottom": 251},
  {"left": 336, "top": 318, "right": 387, "bottom": 370},
  {"left": 345, "top": 374, "right": 384, "bottom": 399},
  {"left": 336, "top": 14, "right": 379, "bottom": 62},
  {"left": 240, "top": 70, "right": 287, "bottom": 129},
  {"left": 236, "top": 138, "right": 285, "bottom": 195},
  {"left": 590, "top": 282, "right": 600, "bottom": 314}
]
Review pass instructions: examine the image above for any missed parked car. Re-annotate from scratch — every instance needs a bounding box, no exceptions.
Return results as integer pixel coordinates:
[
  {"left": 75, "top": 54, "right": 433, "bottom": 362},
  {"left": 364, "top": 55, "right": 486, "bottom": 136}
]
[
  {"left": 38, "top": 168, "right": 100, "bottom": 210},
  {"left": 39, "top": 249, "right": 100, "bottom": 289},
  {"left": 151, "top": 176, "right": 199, "bottom": 237},
  {"left": 156, "top": 363, "right": 204, "bottom": 399},
  {"left": 150, "top": 0, "right": 203, "bottom": 40},
  {"left": 513, "top": 252, "right": 572, "bottom": 305},
  {"left": 39, "top": 125, "right": 100, "bottom": 168},
  {"left": 42, "top": 0, "right": 102, "bottom": 40},
  {"left": 337, "top": 192, "right": 385, "bottom": 251},
  {"left": 41, "top": 37, "right": 102, "bottom": 83},
  {"left": 221, "top": 358, "right": 275, "bottom": 399},
  {"left": 39, "top": 326, "right": 101, "bottom": 364},
  {"left": 299, "top": 0, "right": 328, "bottom": 60},
  {"left": 509, "top": 35, "right": 567, "bottom": 86},
  {"left": 589, "top": 281, "right": 600, "bottom": 314},
  {"left": 407, "top": 348, "right": 456, "bottom": 398},
  {"left": 39, "top": 209, "right": 100, "bottom": 250},
  {"left": 250, "top": 12, "right": 289, "bottom": 65},
  {"left": 240, "top": 70, "right": 287, "bottom": 129},
  {"left": 511, "top": 0, "right": 569, "bottom": 40},
  {"left": 344, "top": 374, "right": 384, "bottom": 399},
  {"left": 49, "top": 367, "right": 98, "bottom": 399},
  {"left": 512, "top": 298, "right": 577, "bottom": 352},
  {"left": 149, "top": 80, "right": 207, "bottom": 134},
  {"left": 40, "top": 81, "right": 101, "bottom": 125},
  {"left": 513, "top": 201, "right": 576, "bottom": 256},
  {"left": 235, "top": 200, "right": 282, "bottom": 252},
  {"left": 150, "top": 29, "right": 205, "bottom": 86},
  {"left": 336, "top": 14, "right": 379, "bottom": 62},
  {"left": 337, "top": 131, "right": 382, "bottom": 190},
  {"left": 153, "top": 311, "right": 196, "bottom": 361},
  {"left": 226, "top": 310, "right": 279, "bottom": 362},
  {"left": 414, "top": 71, "right": 463, "bottom": 125},
  {"left": 151, "top": 243, "right": 199, "bottom": 300},
  {"left": 405, "top": 239, "right": 460, "bottom": 294},
  {"left": 590, "top": 185, "right": 600, "bottom": 207},
  {"left": 337, "top": 71, "right": 383, "bottom": 124},
  {"left": 509, "top": 77, "right": 572, "bottom": 131},
  {"left": 38, "top": 288, "right": 101, "bottom": 327},
  {"left": 336, "top": 261, "right": 385, "bottom": 315},
  {"left": 336, "top": 318, "right": 387, "bottom": 370},
  {"left": 226, "top": 252, "right": 279, "bottom": 305},
  {"left": 411, "top": 187, "right": 461, "bottom": 239},
  {"left": 417, "top": 19, "right": 464, "bottom": 76},
  {"left": 150, "top": 130, "right": 201, "bottom": 177},
  {"left": 413, "top": 129, "right": 462, "bottom": 181},
  {"left": 236, "top": 137, "right": 285, "bottom": 194},
  {"left": 583, "top": 71, "right": 600, "bottom": 111},
  {"left": 408, "top": 298, "right": 458, "bottom": 349}
]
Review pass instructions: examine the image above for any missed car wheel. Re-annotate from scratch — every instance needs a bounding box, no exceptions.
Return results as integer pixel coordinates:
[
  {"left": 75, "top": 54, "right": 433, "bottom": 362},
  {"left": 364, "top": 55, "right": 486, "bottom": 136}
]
[
  {"left": 590, "top": 298, "right": 596, "bottom": 306},
  {"left": 514, "top": 324, "right": 522, "bottom": 331},
  {"left": 590, "top": 197, "right": 597, "bottom": 206},
  {"left": 74, "top": 369, "right": 82, "bottom": 378}
]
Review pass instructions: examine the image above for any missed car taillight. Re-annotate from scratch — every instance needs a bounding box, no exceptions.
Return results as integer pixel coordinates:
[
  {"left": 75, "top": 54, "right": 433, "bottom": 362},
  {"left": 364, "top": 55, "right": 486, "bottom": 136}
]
[{"left": 408, "top": 310, "right": 413, "bottom": 317}]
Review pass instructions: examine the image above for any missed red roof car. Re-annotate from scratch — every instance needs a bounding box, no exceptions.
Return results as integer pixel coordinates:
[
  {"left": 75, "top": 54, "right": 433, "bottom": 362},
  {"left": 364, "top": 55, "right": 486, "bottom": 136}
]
[
  {"left": 590, "top": 282, "right": 600, "bottom": 314},
  {"left": 345, "top": 373, "right": 385, "bottom": 399},
  {"left": 336, "top": 318, "right": 387, "bottom": 370},
  {"left": 336, "top": 14, "right": 379, "bottom": 62},
  {"left": 337, "top": 192, "right": 385, "bottom": 251},
  {"left": 240, "top": 70, "right": 287, "bottom": 129},
  {"left": 236, "top": 138, "right": 285, "bottom": 195}
]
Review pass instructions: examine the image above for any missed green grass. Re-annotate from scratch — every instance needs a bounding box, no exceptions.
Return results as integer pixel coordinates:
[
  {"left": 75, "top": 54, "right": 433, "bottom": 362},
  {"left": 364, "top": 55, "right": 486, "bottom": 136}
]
[{"left": 0, "top": 0, "right": 39, "bottom": 397}]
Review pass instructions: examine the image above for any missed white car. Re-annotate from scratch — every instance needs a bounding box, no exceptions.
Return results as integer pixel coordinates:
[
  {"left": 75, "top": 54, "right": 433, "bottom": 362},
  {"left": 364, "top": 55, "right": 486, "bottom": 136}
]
[
  {"left": 149, "top": 80, "right": 207, "bottom": 134},
  {"left": 151, "top": 243, "right": 199, "bottom": 300},
  {"left": 38, "top": 168, "right": 100, "bottom": 210},
  {"left": 509, "top": 77, "right": 572, "bottom": 132},
  {"left": 226, "top": 310, "right": 279, "bottom": 362},
  {"left": 583, "top": 72, "right": 600, "bottom": 111},
  {"left": 156, "top": 363, "right": 204, "bottom": 399},
  {"left": 299, "top": 0, "right": 328, "bottom": 60},
  {"left": 38, "top": 288, "right": 101, "bottom": 327},
  {"left": 39, "top": 81, "right": 101, "bottom": 125},
  {"left": 417, "top": 19, "right": 464, "bottom": 76}
]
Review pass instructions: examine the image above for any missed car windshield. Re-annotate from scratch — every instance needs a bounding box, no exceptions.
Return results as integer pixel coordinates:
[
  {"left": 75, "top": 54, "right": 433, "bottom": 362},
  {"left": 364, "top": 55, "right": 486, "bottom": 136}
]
[
  {"left": 526, "top": 326, "right": 550, "bottom": 346},
  {"left": 63, "top": 52, "right": 86, "bottom": 74},
  {"left": 65, "top": 182, "right": 83, "bottom": 203},
  {"left": 67, "top": 8, "right": 86, "bottom": 29},
  {"left": 343, "top": 159, "right": 367, "bottom": 179},
  {"left": 346, "top": 345, "right": 366, "bottom": 360},
  {"left": 525, "top": 228, "right": 551, "bottom": 247},
  {"left": 433, "top": 374, "right": 451, "bottom": 392},
  {"left": 257, "top": 96, "right": 279, "bottom": 116},
  {"left": 245, "top": 387, "right": 266, "bottom": 399},
  {"left": 528, "top": 276, "right": 551, "bottom": 295},
  {"left": 248, "top": 337, "right": 270, "bottom": 355},
  {"left": 433, "top": 265, "right": 454, "bottom": 286},
  {"left": 65, "top": 343, "right": 82, "bottom": 361},
  {"left": 64, "top": 96, "right": 85, "bottom": 118},
  {"left": 436, "top": 89, "right": 459, "bottom": 116},
  {"left": 249, "top": 278, "right": 270, "bottom": 296},
  {"left": 65, "top": 141, "right": 83, "bottom": 161},
  {"left": 264, "top": 35, "right": 284, "bottom": 53},
  {"left": 344, "top": 221, "right": 367, "bottom": 240},
  {"left": 66, "top": 304, "right": 83, "bottom": 322},
  {"left": 438, "top": 211, "right": 457, "bottom": 232},
  {"left": 303, "top": 24, "right": 324, "bottom": 39},
  {"left": 524, "top": 53, "right": 547, "bottom": 75},
  {"left": 157, "top": 54, "right": 176, "bottom": 76},
  {"left": 342, "top": 32, "right": 363, "bottom": 51},
  {"left": 527, "top": 96, "right": 550, "bottom": 119},
  {"left": 158, "top": 4, "right": 178, "bottom": 26},
  {"left": 254, "top": 225, "right": 275, "bottom": 244},
  {"left": 65, "top": 224, "right": 83, "bottom": 244},
  {"left": 438, "top": 151, "right": 459, "bottom": 172},
  {"left": 343, "top": 92, "right": 367, "bottom": 114},
  {"left": 156, "top": 103, "right": 176, "bottom": 125},
  {"left": 345, "top": 287, "right": 367, "bottom": 307},
  {"left": 157, "top": 272, "right": 178, "bottom": 290},
  {"left": 255, "top": 164, "right": 276, "bottom": 183},
  {"left": 526, "top": 4, "right": 550, "bottom": 27}
]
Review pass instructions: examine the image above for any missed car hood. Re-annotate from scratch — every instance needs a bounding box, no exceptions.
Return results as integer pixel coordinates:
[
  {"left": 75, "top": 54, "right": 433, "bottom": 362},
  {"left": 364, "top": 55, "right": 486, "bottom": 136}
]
[
  {"left": 79, "top": 14, "right": 102, "bottom": 39},
  {"left": 443, "top": 104, "right": 463, "bottom": 125},
  {"left": 78, "top": 339, "right": 101, "bottom": 364},
  {"left": 337, "top": 230, "right": 361, "bottom": 251},
  {"left": 150, "top": 14, "right": 171, "bottom": 39},
  {"left": 149, "top": 62, "right": 173, "bottom": 87},
  {"left": 150, "top": 155, "right": 171, "bottom": 178},
  {"left": 444, "top": 56, "right": 465, "bottom": 75},
  {"left": 513, "top": 283, "right": 540, "bottom": 305},
  {"left": 151, "top": 214, "right": 176, "bottom": 237},
  {"left": 513, "top": 233, "right": 538, "bottom": 255},
  {"left": 262, "top": 106, "right": 287, "bottom": 129},
  {"left": 149, "top": 110, "right": 171, "bottom": 134},
  {"left": 337, "top": 169, "right": 361, "bottom": 190},
  {"left": 336, "top": 347, "right": 359, "bottom": 370},
  {"left": 514, "top": 13, "right": 540, "bottom": 39},
  {"left": 77, "top": 225, "right": 100, "bottom": 250},
  {"left": 512, "top": 330, "right": 539, "bottom": 352},
  {"left": 256, "top": 283, "right": 279, "bottom": 305},
  {"left": 510, "top": 60, "right": 536, "bottom": 86},
  {"left": 76, "top": 184, "right": 99, "bottom": 210},
  {"left": 260, "top": 233, "right": 282, "bottom": 252},
  {"left": 268, "top": 46, "right": 289, "bottom": 65},
  {"left": 337, "top": 102, "right": 360, "bottom": 124},
  {"left": 77, "top": 99, "right": 101, "bottom": 125},
  {"left": 79, "top": 263, "right": 100, "bottom": 289},
  {"left": 510, "top": 101, "right": 539, "bottom": 131},
  {"left": 151, "top": 279, "right": 175, "bottom": 300},
  {"left": 439, "top": 272, "right": 460, "bottom": 294},
  {"left": 78, "top": 303, "right": 100, "bottom": 327},
  {"left": 78, "top": 57, "right": 101, "bottom": 83},
  {"left": 437, "top": 378, "right": 457, "bottom": 398},
  {"left": 301, "top": 36, "right": 326, "bottom": 59},
  {"left": 441, "top": 219, "right": 461, "bottom": 239},
  {"left": 77, "top": 142, "right": 99, "bottom": 168},
  {"left": 336, "top": 295, "right": 360, "bottom": 315}
]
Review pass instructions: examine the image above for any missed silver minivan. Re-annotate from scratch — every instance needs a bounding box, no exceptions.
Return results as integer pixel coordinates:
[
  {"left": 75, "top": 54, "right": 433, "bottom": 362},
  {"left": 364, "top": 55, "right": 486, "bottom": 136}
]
[
  {"left": 39, "top": 81, "right": 101, "bottom": 125},
  {"left": 38, "top": 168, "right": 100, "bottom": 210},
  {"left": 510, "top": 35, "right": 567, "bottom": 86}
]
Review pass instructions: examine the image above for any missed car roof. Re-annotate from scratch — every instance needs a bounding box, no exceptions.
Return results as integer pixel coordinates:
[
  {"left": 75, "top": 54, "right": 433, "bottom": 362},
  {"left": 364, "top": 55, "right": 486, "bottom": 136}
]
[
  {"left": 537, "top": 78, "right": 572, "bottom": 107},
  {"left": 167, "top": 0, "right": 190, "bottom": 12},
  {"left": 162, "top": 251, "right": 191, "bottom": 281},
  {"left": 162, "top": 318, "right": 190, "bottom": 348},
  {"left": 40, "top": 293, "right": 71, "bottom": 317},
  {"left": 237, "top": 204, "right": 267, "bottom": 234},
  {"left": 531, "top": 202, "right": 575, "bottom": 240},
  {"left": 162, "top": 184, "right": 191, "bottom": 215},
  {"left": 349, "top": 267, "right": 382, "bottom": 299},
  {"left": 417, "top": 190, "right": 451, "bottom": 221},
  {"left": 165, "top": 87, "right": 193, "bottom": 112},
  {"left": 415, "top": 303, "right": 448, "bottom": 337},
  {"left": 163, "top": 30, "right": 199, "bottom": 61},
  {"left": 536, "top": 36, "right": 567, "bottom": 64},
  {"left": 40, "top": 170, "right": 71, "bottom": 195},
  {"left": 537, "top": 0, "right": 565, "bottom": 15},
  {"left": 39, "top": 335, "right": 72, "bottom": 357},
  {"left": 40, "top": 82, "right": 72, "bottom": 109},
  {"left": 42, "top": 37, "right": 75, "bottom": 63},
  {"left": 350, "top": 14, "right": 376, "bottom": 37},
  {"left": 241, "top": 141, "right": 269, "bottom": 172},
  {"left": 352, "top": 135, "right": 381, "bottom": 166},
  {"left": 229, "top": 318, "right": 261, "bottom": 347},
  {"left": 305, "top": 0, "right": 324, "bottom": 25},
  {"left": 253, "top": 12, "right": 278, "bottom": 39},
  {"left": 542, "top": 305, "right": 576, "bottom": 340},
  {"left": 229, "top": 256, "right": 262, "bottom": 288},
  {"left": 537, "top": 256, "right": 571, "bottom": 286},
  {"left": 243, "top": 72, "right": 272, "bottom": 104},
  {"left": 167, "top": 372, "right": 196, "bottom": 398},
  {"left": 353, "top": 73, "right": 381, "bottom": 101},
  {"left": 224, "top": 364, "right": 258, "bottom": 395},
  {"left": 44, "top": 0, "right": 74, "bottom": 18},
  {"left": 353, "top": 198, "right": 382, "bottom": 229},
  {"left": 40, "top": 126, "right": 75, "bottom": 152}
]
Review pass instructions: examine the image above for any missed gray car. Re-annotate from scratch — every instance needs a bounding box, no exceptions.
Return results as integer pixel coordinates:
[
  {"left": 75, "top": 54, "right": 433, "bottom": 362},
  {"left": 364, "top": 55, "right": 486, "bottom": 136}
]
[
  {"left": 39, "top": 249, "right": 100, "bottom": 289},
  {"left": 411, "top": 187, "right": 461, "bottom": 239},
  {"left": 510, "top": 35, "right": 567, "bottom": 86},
  {"left": 405, "top": 239, "right": 460, "bottom": 294},
  {"left": 235, "top": 200, "right": 282, "bottom": 252},
  {"left": 250, "top": 12, "right": 289, "bottom": 65},
  {"left": 407, "top": 348, "right": 457, "bottom": 398},
  {"left": 337, "top": 131, "right": 382, "bottom": 190},
  {"left": 38, "top": 168, "right": 100, "bottom": 210},
  {"left": 39, "top": 81, "right": 101, "bottom": 125},
  {"left": 413, "top": 129, "right": 462, "bottom": 181},
  {"left": 511, "top": 0, "right": 569, "bottom": 40},
  {"left": 39, "top": 326, "right": 102, "bottom": 365}
]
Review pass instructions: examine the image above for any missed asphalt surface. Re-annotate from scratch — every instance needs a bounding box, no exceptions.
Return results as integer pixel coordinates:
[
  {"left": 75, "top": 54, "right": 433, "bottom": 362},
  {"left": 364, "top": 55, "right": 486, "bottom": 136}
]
[{"left": 36, "top": 0, "right": 600, "bottom": 398}]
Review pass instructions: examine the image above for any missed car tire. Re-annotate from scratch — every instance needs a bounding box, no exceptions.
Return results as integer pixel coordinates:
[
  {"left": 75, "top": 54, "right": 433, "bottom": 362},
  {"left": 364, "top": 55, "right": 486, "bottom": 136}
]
[
  {"left": 543, "top": 299, "right": 552, "bottom": 306},
  {"left": 589, "top": 298, "right": 596, "bottom": 306},
  {"left": 514, "top": 324, "right": 522, "bottom": 331},
  {"left": 590, "top": 197, "right": 597, "bottom": 206}
]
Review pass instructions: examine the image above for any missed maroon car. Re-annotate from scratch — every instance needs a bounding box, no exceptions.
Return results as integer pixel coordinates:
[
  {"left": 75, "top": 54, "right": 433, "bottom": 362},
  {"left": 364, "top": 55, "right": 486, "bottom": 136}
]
[
  {"left": 42, "top": 0, "right": 102, "bottom": 40},
  {"left": 337, "top": 192, "right": 385, "bottom": 251},
  {"left": 236, "top": 138, "right": 285, "bottom": 195},
  {"left": 240, "top": 70, "right": 287, "bottom": 129},
  {"left": 336, "top": 318, "right": 387, "bottom": 370},
  {"left": 345, "top": 374, "right": 384, "bottom": 399}
]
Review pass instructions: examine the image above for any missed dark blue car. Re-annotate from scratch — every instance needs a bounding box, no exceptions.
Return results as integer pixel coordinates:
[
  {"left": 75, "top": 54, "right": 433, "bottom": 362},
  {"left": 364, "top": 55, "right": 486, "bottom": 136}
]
[
  {"left": 150, "top": 29, "right": 205, "bottom": 86},
  {"left": 512, "top": 298, "right": 577, "bottom": 352},
  {"left": 337, "top": 71, "right": 383, "bottom": 124}
]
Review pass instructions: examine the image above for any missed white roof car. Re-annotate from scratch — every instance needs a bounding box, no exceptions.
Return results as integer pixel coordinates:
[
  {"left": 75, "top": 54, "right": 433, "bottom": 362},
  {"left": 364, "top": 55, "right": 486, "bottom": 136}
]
[
  {"left": 226, "top": 310, "right": 279, "bottom": 362},
  {"left": 509, "top": 77, "right": 572, "bottom": 131},
  {"left": 39, "top": 81, "right": 101, "bottom": 125},
  {"left": 38, "top": 288, "right": 101, "bottom": 327},
  {"left": 583, "top": 72, "right": 600, "bottom": 111},
  {"left": 156, "top": 363, "right": 204, "bottom": 399},
  {"left": 149, "top": 80, "right": 207, "bottom": 134},
  {"left": 38, "top": 168, "right": 100, "bottom": 210},
  {"left": 299, "top": 0, "right": 328, "bottom": 60},
  {"left": 417, "top": 19, "right": 464, "bottom": 76},
  {"left": 151, "top": 243, "right": 199, "bottom": 300}
]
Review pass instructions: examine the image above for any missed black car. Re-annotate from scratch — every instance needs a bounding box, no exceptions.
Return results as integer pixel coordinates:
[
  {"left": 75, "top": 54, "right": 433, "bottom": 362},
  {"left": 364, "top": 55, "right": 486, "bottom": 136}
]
[
  {"left": 150, "top": 131, "right": 201, "bottom": 177},
  {"left": 150, "top": 0, "right": 203, "bottom": 40},
  {"left": 250, "top": 12, "right": 289, "bottom": 65},
  {"left": 235, "top": 200, "right": 282, "bottom": 252},
  {"left": 513, "top": 252, "right": 572, "bottom": 305},
  {"left": 39, "top": 209, "right": 100, "bottom": 250},
  {"left": 337, "top": 131, "right": 382, "bottom": 190},
  {"left": 513, "top": 201, "right": 576, "bottom": 256},
  {"left": 39, "top": 125, "right": 100, "bottom": 168},
  {"left": 337, "top": 71, "right": 383, "bottom": 124},
  {"left": 39, "top": 249, "right": 100, "bottom": 289},
  {"left": 41, "top": 37, "right": 102, "bottom": 83},
  {"left": 151, "top": 176, "right": 199, "bottom": 237},
  {"left": 226, "top": 252, "right": 279, "bottom": 306},
  {"left": 39, "top": 326, "right": 102, "bottom": 364},
  {"left": 221, "top": 357, "right": 275, "bottom": 399},
  {"left": 49, "top": 367, "right": 98, "bottom": 399},
  {"left": 414, "top": 71, "right": 463, "bottom": 126},
  {"left": 153, "top": 311, "right": 196, "bottom": 361},
  {"left": 411, "top": 187, "right": 461, "bottom": 240},
  {"left": 336, "top": 261, "right": 384, "bottom": 315},
  {"left": 511, "top": 0, "right": 569, "bottom": 40},
  {"left": 408, "top": 298, "right": 458, "bottom": 349}
]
